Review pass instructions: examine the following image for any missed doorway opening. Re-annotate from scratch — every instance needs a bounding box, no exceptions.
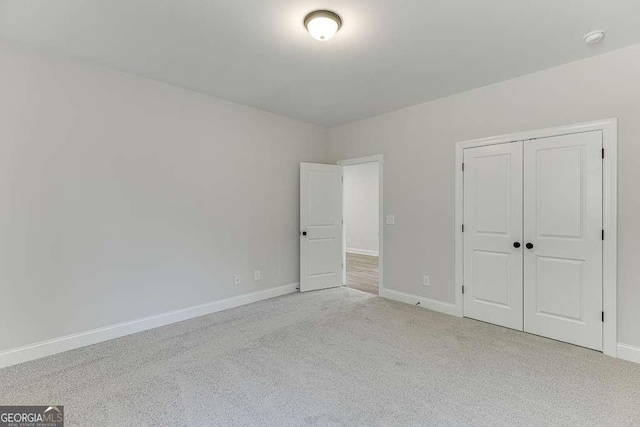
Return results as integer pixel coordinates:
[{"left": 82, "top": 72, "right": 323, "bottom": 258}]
[{"left": 340, "top": 157, "right": 382, "bottom": 295}]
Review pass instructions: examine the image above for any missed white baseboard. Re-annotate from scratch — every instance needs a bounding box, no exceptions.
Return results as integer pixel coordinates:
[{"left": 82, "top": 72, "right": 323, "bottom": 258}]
[
  {"left": 380, "top": 288, "right": 458, "bottom": 316},
  {"left": 346, "top": 248, "right": 379, "bottom": 257},
  {"left": 617, "top": 343, "right": 640, "bottom": 364},
  {"left": 0, "top": 283, "right": 298, "bottom": 370}
]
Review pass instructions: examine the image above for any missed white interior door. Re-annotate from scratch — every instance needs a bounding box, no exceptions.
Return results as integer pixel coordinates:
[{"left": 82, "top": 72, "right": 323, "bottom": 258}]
[
  {"left": 523, "top": 131, "right": 603, "bottom": 350},
  {"left": 300, "top": 163, "right": 343, "bottom": 292},
  {"left": 463, "top": 142, "right": 524, "bottom": 330}
]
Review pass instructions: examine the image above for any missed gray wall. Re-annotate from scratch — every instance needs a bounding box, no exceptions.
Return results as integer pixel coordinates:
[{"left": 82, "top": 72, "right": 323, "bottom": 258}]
[
  {"left": 0, "top": 41, "right": 327, "bottom": 352},
  {"left": 329, "top": 44, "right": 640, "bottom": 348},
  {"left": 344, "top": 163, "right": 379, "bottom": 254}
]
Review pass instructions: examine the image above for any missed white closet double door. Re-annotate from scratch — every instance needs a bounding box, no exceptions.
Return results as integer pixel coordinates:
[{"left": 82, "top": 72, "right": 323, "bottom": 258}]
[{"left": 463, "top": 131, "right": 603, "bottom": 351}]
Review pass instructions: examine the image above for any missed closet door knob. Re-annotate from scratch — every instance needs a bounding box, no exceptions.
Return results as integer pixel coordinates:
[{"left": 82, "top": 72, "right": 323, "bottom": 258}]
[
  {"left": 526, "top": 242, "right": 534, "bottom": 250},
  {"left": 513, "top": 242, "right": 521, "bottom": 248}
]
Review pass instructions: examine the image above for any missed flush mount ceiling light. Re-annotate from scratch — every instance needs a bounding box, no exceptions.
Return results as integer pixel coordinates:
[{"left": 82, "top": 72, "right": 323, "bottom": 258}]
[
  {"left": 584, "top": 30, "right": 605, "bottom": 45},
  {"left": 304, "top": 10, "right": 342, "bottom": 41}
]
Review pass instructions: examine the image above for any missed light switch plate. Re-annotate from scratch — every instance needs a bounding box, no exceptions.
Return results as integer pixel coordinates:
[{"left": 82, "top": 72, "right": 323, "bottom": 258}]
[{"left": 423, "top": 275, "right": 430, "bottom": 287}]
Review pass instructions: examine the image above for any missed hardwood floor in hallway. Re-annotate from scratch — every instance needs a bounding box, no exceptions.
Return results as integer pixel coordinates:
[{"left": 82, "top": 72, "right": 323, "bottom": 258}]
[{"left": 346, "top": 252, "right": 379, "bottom": 295}]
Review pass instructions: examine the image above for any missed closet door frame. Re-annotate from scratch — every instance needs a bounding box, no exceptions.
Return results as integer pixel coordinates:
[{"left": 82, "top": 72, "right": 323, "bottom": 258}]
[{"left": 454, "top": 118, "right": 618, "bottom": 358}]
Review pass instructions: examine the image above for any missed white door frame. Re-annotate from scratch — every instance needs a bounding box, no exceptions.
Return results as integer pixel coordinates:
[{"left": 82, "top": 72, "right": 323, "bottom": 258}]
[
  {"left": 337, "top": 155, "right": 384, "bottom": 294},
  {"left": 454, "top": 119, "right": 618, "bottom": 357}
]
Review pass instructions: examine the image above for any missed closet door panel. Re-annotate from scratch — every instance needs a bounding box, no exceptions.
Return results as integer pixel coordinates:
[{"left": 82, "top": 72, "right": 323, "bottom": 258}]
[
  {"left": 463, "top": 142, "right": 523, "bottom": 331},
  {"left": 523, "top": 131, "right": 603, "bottom": 351}
]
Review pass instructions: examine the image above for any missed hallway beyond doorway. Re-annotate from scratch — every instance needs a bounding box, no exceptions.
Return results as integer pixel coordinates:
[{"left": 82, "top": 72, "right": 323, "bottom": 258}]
[{"left": 346, "top": 252, "right": 378, "bottom": 294}]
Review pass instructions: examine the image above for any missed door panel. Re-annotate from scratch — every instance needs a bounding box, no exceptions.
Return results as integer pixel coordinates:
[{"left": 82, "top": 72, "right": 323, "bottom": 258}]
[
  {"left": 473, "top": 251, "right": 510, "bottom": 307},
  {"left": 535, "top": 256, "right": 584, "bottom": 321},
  {"left": 300, "top": 163, "right": 343, "bottom": 292},
  {"left": 536, "top": 146, "right": 584, "bottom": 239},
  {"left": 463, "top": 142, "right": 523, "bottom": 330},
  {"left": 523, "top": 131, "right": 603, "bottom": 350}
]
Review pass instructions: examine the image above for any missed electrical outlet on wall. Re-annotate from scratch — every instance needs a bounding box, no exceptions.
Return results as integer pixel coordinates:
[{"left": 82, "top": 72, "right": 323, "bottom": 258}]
[
  {"left": 386, "top": 215, "right": 395, "bottom": 225},
  {"left": 254, "top": 270, "right": 261, "bottom": 281},
  {"left": 234, "top": 275, "right": 241, "bottom": 285},
  {"left": 423, "top": 275, "right": 430, "bottom": 287}
]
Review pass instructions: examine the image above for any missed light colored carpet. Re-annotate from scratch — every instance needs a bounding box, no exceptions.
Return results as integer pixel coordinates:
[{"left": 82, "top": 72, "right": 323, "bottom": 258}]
[
  {"left": 1, "top": 287, "right": 639, "bottom": 426},
  {"left": 346, "top": 253, "right": 378, "bottom": 295}
]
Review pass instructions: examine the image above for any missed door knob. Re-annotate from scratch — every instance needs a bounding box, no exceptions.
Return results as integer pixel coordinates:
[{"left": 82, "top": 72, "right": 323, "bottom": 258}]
[
  {"left": 513, "top": 242, "right": 521, "bottom": 248},
  {"left": 526, "top": 242, "right": 534, "bottom": 249},
  {"left": 302, "top": 231, "right": 307, "bottom": 236}
]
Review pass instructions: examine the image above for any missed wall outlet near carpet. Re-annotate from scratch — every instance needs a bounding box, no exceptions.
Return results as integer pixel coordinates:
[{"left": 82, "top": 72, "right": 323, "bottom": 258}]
[
  {"left": 234, "top": 275, "right": 241, "bottom": 285},
  {"left": 254, "top": 270, "right": 261, "bottom": 281},
  {"left": 423, "top": 275, "right": 430, "bottom": 287}
]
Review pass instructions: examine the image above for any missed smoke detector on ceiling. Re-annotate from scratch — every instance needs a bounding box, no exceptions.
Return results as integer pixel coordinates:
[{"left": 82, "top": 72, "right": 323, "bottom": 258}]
[{"left": 584, "top": 30, "right": 605, "bottom": 45}]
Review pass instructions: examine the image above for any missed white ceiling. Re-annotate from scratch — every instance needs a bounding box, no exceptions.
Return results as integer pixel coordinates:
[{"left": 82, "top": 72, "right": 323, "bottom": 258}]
[{"left": 1, "top": 0, "right": 639, "bottom": 127}]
